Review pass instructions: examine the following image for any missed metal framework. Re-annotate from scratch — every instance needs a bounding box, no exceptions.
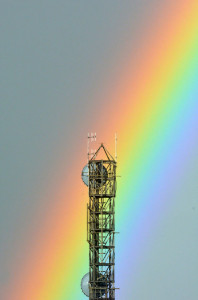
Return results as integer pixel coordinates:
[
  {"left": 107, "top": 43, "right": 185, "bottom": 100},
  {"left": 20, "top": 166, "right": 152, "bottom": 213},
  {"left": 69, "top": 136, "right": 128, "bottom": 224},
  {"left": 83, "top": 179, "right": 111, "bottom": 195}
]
[{"left": 87, "top": 143, "right": 117, "bottom": 299}]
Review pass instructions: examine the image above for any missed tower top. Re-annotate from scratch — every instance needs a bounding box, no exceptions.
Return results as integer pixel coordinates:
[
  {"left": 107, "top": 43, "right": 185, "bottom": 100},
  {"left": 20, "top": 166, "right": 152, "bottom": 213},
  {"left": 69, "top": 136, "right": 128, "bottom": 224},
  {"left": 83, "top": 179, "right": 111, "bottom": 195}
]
[{"left": 90, "top": 143, "right": 116, "bottom": 162}]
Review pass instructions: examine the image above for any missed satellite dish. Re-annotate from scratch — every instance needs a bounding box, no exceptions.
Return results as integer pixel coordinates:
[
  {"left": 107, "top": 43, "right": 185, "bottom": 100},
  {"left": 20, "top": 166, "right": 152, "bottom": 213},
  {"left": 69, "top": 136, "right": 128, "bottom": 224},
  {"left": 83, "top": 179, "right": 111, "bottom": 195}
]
[
  {"left": 81, "top": 165, "right": 89, "bottom": 186},
  {"left": 81, "top": 272, "right": 108, "bottom": 298},
  {"left": 81, "top": 273, "right": 89, "bottom": 297},
  {"left": 81, "top": 163, "right": 108, "bottom": 187}
]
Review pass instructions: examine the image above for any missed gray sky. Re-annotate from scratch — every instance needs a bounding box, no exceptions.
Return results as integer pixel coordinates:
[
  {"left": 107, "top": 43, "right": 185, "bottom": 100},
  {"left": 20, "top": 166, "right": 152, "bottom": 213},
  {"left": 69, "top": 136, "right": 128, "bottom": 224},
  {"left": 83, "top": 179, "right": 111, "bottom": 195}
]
[{"left": 1, "top": 1, "right": 197, "bottom": 299}]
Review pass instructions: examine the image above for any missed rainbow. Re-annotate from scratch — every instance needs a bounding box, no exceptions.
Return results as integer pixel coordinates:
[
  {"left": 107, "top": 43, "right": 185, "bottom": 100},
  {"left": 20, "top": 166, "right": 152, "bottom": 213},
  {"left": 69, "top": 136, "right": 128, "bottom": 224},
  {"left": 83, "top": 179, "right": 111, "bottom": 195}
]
[{"left": 7, "top": 1, "right": 198, "bottom": 299}]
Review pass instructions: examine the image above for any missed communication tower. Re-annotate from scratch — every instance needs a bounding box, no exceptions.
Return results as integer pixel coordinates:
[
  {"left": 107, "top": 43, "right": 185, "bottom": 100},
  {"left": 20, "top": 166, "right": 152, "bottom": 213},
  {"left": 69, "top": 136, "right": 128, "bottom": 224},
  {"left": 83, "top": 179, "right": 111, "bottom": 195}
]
[{"left": 81, "top": 134, "right": 118, "bottom": 300}]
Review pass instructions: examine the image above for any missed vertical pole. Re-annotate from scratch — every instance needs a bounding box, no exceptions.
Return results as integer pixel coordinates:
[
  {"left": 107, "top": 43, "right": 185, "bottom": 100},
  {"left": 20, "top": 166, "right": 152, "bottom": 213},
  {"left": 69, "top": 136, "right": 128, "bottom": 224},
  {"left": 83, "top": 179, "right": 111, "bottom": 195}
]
[
  {"left": 115, "top": 133, "right": 117, "bottom": 162},
  {"left": 87, "top": 133, "right": 90, "bottom": 163}
]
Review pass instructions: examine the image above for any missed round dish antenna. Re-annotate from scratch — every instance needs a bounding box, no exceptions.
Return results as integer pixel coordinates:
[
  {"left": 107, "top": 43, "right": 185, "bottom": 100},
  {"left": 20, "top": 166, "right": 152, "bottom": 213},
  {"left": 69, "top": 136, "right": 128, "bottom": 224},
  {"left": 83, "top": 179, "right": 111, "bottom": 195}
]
[
  {"left": 81, "top": 165, "right": 89, "bottom": 186},
  {"left": 81, "top": 273, "right": 89, "bottom": 297},
  {"left": 81, "top": 163, "right": 108, "bottom": 187}
]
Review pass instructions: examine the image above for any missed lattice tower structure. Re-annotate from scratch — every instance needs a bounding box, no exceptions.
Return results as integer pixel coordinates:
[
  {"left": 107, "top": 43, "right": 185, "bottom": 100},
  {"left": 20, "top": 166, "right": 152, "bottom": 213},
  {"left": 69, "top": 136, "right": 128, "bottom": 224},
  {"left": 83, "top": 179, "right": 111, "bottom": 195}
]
[{"left": 87, "top": 144, "right": 117, "bottom": 300}]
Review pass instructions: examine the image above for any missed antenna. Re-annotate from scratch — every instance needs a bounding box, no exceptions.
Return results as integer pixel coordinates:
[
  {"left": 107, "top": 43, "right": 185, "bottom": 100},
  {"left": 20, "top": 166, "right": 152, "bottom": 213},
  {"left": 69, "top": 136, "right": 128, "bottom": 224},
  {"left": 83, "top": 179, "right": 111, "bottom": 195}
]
[
  {"left": 115, "top": 133, "right": 117, "bottom": 162},
  {"left": 87, "top": 132, "right": 96, "bottom": 162}
]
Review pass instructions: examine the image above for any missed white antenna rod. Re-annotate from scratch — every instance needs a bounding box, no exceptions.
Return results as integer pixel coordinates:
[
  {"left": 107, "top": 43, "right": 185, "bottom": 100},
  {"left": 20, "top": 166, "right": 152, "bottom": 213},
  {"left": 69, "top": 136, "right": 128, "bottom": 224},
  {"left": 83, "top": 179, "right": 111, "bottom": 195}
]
[
  {"left": 87, "top": 133, "right": 90, "bottom": 163},
  {"left": 87, "top": 132, "right": 97, "bottom": 162},
  {"left": 115, "top": 133, "right": 117, "bottom": 162}
]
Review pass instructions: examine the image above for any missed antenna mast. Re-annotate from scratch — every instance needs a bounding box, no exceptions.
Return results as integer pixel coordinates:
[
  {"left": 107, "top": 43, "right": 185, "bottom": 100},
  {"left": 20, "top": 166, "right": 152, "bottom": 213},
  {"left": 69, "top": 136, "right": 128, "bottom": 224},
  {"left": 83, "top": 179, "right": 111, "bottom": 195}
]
[
  {"left": 115, "top": 133, "right": 117, "bottom": 162},
  {"left": 87, "top": 132, "right": 96, "bottom": 163}
]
